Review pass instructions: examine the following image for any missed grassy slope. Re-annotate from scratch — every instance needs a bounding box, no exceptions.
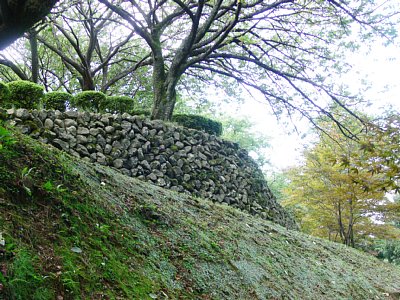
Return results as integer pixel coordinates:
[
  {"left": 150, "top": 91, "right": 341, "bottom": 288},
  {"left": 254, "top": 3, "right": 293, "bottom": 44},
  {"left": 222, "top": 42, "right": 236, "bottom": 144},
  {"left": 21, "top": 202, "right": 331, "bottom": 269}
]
[{"left": 0, "top": 130, "right": 400, "bottom": 300}]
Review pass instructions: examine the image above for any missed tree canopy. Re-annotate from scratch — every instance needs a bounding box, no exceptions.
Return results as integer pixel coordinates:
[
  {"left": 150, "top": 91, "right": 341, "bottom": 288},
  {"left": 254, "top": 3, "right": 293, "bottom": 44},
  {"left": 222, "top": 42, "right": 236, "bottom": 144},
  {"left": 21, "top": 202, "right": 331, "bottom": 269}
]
[
  {"left": 0, "top": 0, "right": 397, "bottom": 126},
  {"left": 98, "top": 0, "right": 397, "bottom": 122}
]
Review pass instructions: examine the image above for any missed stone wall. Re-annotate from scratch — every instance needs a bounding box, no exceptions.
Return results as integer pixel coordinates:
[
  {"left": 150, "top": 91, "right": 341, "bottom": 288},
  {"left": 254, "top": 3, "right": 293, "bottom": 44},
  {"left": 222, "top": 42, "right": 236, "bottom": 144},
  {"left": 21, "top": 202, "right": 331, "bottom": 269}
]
[{"left": 3, "top": 108, "right": 297, "bottom": 229}]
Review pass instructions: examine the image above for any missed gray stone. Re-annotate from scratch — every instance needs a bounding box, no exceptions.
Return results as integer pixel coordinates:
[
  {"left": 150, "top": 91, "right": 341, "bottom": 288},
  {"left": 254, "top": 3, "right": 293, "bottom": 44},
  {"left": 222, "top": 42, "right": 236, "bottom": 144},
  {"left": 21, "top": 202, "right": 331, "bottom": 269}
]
[
  {"left": 173, "top": 132, "right": 180, "bottom": 141},
  {"left": 189, "top": 138, "right": 198, "bottom": 145},
  {"left": 141, "top": 160, "right": 151, "bottom": 170},
  {"left": 121, "top": 121, "right": 131, "bottom": 131},
  {"left": 53, "top": 138, "right": 69, "bottom": 150},
  {"left": 164, "top": 137, "right": 174, "bottom": 147},
  {"left": 38, "top": 110, "right": 48, "bottom": 121},
  {"left": 104, "top": 144, "right": 112, "bottom": 155},
  {"left": 64, "top": 119, "right": 77, "bottom": 128},
  {"left": 177, "top": 159, "right": 184, "bottom": 168},
  {"left": 110, "top": 148, "right": 122, "bottom": 158},
  {"left": 43, "top": 130, "right": 57, "bottom": 140},
  {"left": 54, "top": 119, "right": 64, "bottom": 127},
  {"left": 157, "top": 178, "right": 166, "bottom": 186},
  {"left": 150, "top": 161, "right": 161, "bottom": 170},
  {"left": 149, "top": 129, "right": 157, "bottom": 137},
  {"left": 89, "top": 128, "right": 100, "bottom": 136},
  {"left": 198, "top": 152, "right": 207, "bottom": 160},
  {"left": 97, "top": 135, "right": 106, "bottom": 148},
  {"left": 152, "top": 120, "right": 164, "bottom": 130},
  {"left": 113, "top": 159, "right": 124, "bottom": 169},
  {"left": 120, "top": 138, "right": 130, "bottom": 150},
  {"left": 96, "top": 144, "right": 103, "bottom": 153},
  {"left": 112, "top": 140, "right": 122, "bottom": 150},
  {"left": 105, "top": 126, "right": 115, "bottom": 133},
  {"left": 76, "top": 144, "right": 90, "bottom": 156},
  {"left": 96, "top": 152, "right": 107, "bottom": 165},
  {"left": 77, "top": 112, "right": 91, "bottom": 124},
  {"left": 127, "top": 157, "right": 139, "bottom": 168},
  {"left": 17, "top": 125, "right": 30, "bottom": 134},
  {"left": 92, "top": 120, "right": 104, "bottom": 128},
  {"left": 66, "top": 126, "right": 77, "bottom": 136},
  {"left": 127, "top": 146, "right": 137, "bottom": 156},
  {"left": 100, "top": 116, "right": 110, "bottom": 125},
  {"left": 142, "top": 126, "right": 149, "bottom": 137},
  {"left": 173, "top": 166, "right": 183, "bottom": 176},
  {"left": 65, "top": 110, "right": 78, "bottom": 118},
  {"left": 194, "top": 160, "right": 202, "bottom": 169},
  {"left": 175, "top": 141, "right": 184, "bottom": 149},
  {"left": 54, "top": 110, "right": 64, "bottom": 119},
  {"left": 38, "top": 137, "right": 48, "bottom": 144},
  {"left": 131, "top": 123, "right": 141, "bottom": 133},
  {"left": 147, "top": 173, "right": 157, "bottom": 181},
  {"left": 77, "top": 127, "right": 90, "bottom": 135},
  {"left": 76, "top": 135, "right": 88, "bottom": 144},
  {"left": 137, "top": 148, "right": 144, "bottom": 160},
  {"left": 142, "top": 141, "right": 151, "bottom": 153},
  {"left": 69, "top": 149, "right": 81, "bottom": 158},
  {"left": 44, "top": 118, "right": 54, "bottom": 129},
  {"left": 15, "top": 109, "right": 30, "bottom": 120}
]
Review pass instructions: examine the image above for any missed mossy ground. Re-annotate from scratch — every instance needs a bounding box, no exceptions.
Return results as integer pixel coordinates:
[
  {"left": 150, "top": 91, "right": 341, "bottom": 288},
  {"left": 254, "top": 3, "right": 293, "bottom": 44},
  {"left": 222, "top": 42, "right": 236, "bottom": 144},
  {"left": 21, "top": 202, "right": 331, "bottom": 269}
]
[{"left": 0, "top": 127, "right": 400, "bottom": 299}]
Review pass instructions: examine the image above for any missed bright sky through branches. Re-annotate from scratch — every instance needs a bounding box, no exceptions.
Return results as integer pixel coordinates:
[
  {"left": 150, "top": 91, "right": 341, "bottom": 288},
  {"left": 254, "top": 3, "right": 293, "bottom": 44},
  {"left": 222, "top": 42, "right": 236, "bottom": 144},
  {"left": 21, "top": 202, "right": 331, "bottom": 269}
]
[{"left": 220, "top": 24, "right": 400, "bottom": 170}]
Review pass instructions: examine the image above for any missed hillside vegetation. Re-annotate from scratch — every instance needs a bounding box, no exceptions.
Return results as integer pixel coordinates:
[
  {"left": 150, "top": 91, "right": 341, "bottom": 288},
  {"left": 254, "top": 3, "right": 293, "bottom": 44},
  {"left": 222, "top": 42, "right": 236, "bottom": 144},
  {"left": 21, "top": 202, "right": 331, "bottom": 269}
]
[{"left": 0, "top": 128, "right": 400, "bottom": 299}]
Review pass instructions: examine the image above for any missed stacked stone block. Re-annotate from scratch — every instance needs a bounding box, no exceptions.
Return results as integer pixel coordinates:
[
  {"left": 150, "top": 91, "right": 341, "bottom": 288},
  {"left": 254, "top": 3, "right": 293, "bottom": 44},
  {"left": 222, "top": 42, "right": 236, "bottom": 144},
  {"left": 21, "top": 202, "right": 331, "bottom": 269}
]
[{"left": 4, "top": 108, "right": 297, "bottom": 229}]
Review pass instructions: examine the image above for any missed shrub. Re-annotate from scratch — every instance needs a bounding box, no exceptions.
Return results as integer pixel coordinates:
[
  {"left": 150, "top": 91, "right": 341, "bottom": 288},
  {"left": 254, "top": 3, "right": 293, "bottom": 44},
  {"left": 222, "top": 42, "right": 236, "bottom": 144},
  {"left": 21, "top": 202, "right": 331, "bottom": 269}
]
[
  {"left": 73, "top": 91, "right": 106, "bottom": 112},
  {"left": 0, "top": 82, "right": 10, "bottom": 107},
  {"left": 130, "top": 109, "right": 151, "bottom": 117},
  {"left": 375, "top": 239, "right": 400, "bottom": 265},
  {"left": 7, "top": 80, "right": 44, "bottom": 109},
  {"left": 172, "top": 114, "right": 222, "bottom": 136},
  {"left": 100, "top": 96, "right": 135, "bottom": 114},
  {"left": 43, "top": 91, "right": 72, "bottom": 112}
]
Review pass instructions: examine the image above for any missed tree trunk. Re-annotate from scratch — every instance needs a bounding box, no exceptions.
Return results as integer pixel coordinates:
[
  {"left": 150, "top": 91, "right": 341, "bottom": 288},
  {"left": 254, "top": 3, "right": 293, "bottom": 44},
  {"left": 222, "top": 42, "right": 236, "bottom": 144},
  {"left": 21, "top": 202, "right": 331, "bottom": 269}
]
[
  {"left": 28, "top": 29, "right": 39, "bottom": 83},
  {"left": 81, "top": 69, "right": 95, "bottom": 91},
  {"left": 150, "top": 39, "right": 177, "bottom": 121},
  {"left": 151, "top": 78, "right": 177, "bottom": 120}
]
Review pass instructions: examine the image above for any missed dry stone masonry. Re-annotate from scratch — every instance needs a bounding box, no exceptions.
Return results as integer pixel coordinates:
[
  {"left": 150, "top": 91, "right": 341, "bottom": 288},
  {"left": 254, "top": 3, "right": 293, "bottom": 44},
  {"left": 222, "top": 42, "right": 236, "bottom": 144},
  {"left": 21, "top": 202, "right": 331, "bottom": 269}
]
[{"left": 3, "top": 108, "right": 297, "bottom": 229}]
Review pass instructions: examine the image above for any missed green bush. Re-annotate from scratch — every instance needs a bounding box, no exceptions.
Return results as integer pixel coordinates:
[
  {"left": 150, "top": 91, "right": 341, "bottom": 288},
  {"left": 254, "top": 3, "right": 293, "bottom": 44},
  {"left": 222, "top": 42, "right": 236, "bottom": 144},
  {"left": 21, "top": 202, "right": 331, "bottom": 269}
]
[
  {"left": 43, "top": 91, "right": 72, "bottom": 112},
  {"left": 172, "top": 114, "right": 222, "bottom": 136},
  {"left": 7, "top": 80, "right": 44, "bottom": 109},
  {"left": 130, "top": 109, "right": 151, "bottom": 117},
  {"left": 0, "top": 82, "right": 10, "bottom": 107},
  {"left": 375, "top": 239, "right": 400, "bottom": 265},
  {"left": 73, "top": 91, "right": 106, "bottom": 112},
  {"left": 100, "top": 96, "right": 135, "bottom": 114}
]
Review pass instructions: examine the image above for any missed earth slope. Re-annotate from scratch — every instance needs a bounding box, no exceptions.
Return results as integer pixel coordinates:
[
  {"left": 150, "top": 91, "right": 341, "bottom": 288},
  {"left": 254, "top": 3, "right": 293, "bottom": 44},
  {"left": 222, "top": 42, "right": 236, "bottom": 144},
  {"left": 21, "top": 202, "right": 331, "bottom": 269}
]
[{"left": 0, "top": 130, "right": 399, "bottom": 299}]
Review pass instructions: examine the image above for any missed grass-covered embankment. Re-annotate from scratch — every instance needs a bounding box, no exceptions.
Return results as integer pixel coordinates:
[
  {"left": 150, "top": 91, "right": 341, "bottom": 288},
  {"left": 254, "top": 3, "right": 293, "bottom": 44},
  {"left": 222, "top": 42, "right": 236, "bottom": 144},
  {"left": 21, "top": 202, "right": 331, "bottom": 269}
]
[{"left": 0, "top": 126, "right": 399, "bottom": 299}]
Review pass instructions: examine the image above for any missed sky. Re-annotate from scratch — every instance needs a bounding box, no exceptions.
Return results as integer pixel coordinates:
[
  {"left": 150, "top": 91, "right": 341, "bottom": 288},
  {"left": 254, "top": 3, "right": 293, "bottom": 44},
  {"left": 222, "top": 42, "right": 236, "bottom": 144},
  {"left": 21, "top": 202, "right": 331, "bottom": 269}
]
[{"left": 218, "top": 32, "right": 400, "bottom": 171}]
